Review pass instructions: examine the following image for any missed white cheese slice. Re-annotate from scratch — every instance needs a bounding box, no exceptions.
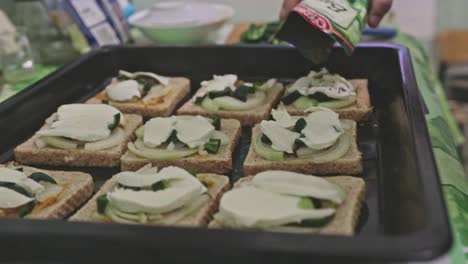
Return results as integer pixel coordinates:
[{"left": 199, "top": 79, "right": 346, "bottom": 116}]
[
  {"left": 142, "top": 85, "right": 171, "bottom": 103},
  {"left": 287, "top": 76, "right": 310, "bottom": 94},
  {"left": 260, "top": 121, "right": 300, "bottom": 153},
  {"left": 143, "top": 116, "right": 176, "bottom": 148},
  {"left": 197, "top": 74, "right": 237, "bottom": 97},
  {"left": 175, "top": 116, "right": 214, "bottom": 148},
  {"left": 0, "top": 168, "right": 44, "bottom": 195},
  {"left": 115, "top": 171, "right": 159, "bottom": 188},
  {"left": 299, "top": 108, "right": 343, "bottom": 150},
  {"left": 0, "top": 187, "right": 34, "bottom": 208},
  {"left": 107, "top": 186, "right": 201, "bottom": 214},
  {"left": 105, "top": 79, "right": 141, "bottom": 102},
  {"left": 251, "top": 171, "right": 345, "bottom": 204},
  {"left": 218, "top": 186, "right": 335, "bottom": 228},
  {"left": 36, "top": 182, "right": 63, "bottom": 202},
  {"left": 37, "top": 104, "right": 124, "bottom": 142},
  {"left": 271, "top": 108, "right": 297, "bottom": 128},
  {"left": 157, "top": 166, "right": 207, "bottom": 193}
]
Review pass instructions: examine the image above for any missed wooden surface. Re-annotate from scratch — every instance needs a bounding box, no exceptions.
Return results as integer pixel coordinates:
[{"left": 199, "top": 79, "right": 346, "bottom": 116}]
[
  {"left": 437, "top": 30, "right": 468, "bottom": 64},
  {"left": 225, "top": 23, "right": 250, "bottom": 44}
]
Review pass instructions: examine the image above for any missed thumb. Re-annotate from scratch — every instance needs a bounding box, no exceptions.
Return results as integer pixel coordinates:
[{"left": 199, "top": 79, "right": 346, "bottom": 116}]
[
  {"left": 280, "top": 0, "right": 302, "bottom": 20},
  {"left": 368, "top": 0, "right": 393, "bottom": 27}
]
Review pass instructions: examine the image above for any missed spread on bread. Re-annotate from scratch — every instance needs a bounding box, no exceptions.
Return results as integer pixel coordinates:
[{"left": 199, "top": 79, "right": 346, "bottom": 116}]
[
  {"left": 194, "top": 74, "right": 278, "bottom": 111},
  {"left": 34, "top": 104, "right": 126, "bottom": 151},
  {"left": 282, "top": 68, "right": 356, "bottom": 110},
  {"left": 128, "top": 115, "right": 228, "bottom": 160},
  {"left": 95, "top": 166, "right": 210, "bottom": 224},
  {"left": 103, "top": 70, "right": 172, "bottom": 104},
  {"left": 213, "top": 171, "right": 345, "bottom": 232},
  {"left": 254, "top": 108, "right": 353, "bottom": 162},
  {"left": 0, "top": 166, "right": 64, "bottom": 217}
]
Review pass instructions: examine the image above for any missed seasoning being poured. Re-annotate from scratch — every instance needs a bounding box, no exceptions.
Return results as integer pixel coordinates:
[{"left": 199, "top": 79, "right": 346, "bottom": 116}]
[{"left": 277, "top": 0, "right": 369, "bottom": 64}]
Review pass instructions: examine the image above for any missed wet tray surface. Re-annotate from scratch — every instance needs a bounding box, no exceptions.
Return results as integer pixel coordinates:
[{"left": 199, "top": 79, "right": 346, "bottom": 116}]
[{"left": 0, "top": 44, "right": 451, "bottom": 263}]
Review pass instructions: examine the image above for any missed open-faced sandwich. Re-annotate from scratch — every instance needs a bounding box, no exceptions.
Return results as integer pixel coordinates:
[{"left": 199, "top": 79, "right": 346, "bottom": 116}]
[
  {"left": 70, "top": 165, "right": 229, "bottom": 226},
  {"left": 0, "top": 163, "right": 93, "bottom": 219},
  {"left": 243, "top": 107, "right": 362, "bottom": 175},
  {"left": 280, "top": 69, "right": 371, "bottom": 120},
  {"left": 15, "top": 104, "right": 142, "bottom": 167},
  {"left": 209, "top": 170, "right": 365, "bottom": 236},
  {"left": 120, "top": 115, "right": 241, "bottom": 174},
  {"left": 177, "top": 74, "right": 284, "bottom": 126},
  {"left": 87, "top": 70, "right": 190, "bottom": 117}
]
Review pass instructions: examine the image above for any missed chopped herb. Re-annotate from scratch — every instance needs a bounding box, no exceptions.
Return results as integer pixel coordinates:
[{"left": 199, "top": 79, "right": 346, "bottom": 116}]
[
  {"left": 165, "top": 130, "right": 179, "bottom": 144},
  {"left": 117, "top": 184, "right": 141, "bottom": 191},
  {"left": 211, "top": 114, "right": 221, "bottom": 130},
  {"left": 117, "top": 75, "right": 130, "bottom": 81},
  {"left": 152, "top": 181, "right": 167, "bottom": 191},
  {"left": 208, "top": 87, "right": 231, "bottom": 99},
  {"left": 0, "top": 182, "right": 31, "bottom": 197},
  {"left": 195, "top": 94, "right": 207, "bottom": 105},
  {"left": 282, "top": 91, "right": 302, "bottom": 105},
  {"left": 108, "top": 113, "right": 121, "bottom": 130},
  {"left": 15, "top": 167, "right": 23, "bottom": 172},
  {"left": 308, "top": 92, "right": 333, "bottom": 102},
  {"left": 29, "top": 172, "right": 57, "bottom": 184},
  {"left": 17, "top": 201, "right": 35, "bottom": 218},
  {"left": 294, "top": 118, "right": 307, "bottom": 133},
  {"left": 261, "top": 134, "right": 272, "bottom": 144},
  {"left": 101, "top": 99, "right": 109, "bottom": 104},
  {"left": 142, "top": 82, "right": 152, "bottom": 93},
  {"left": 232, "top": 85, "right": 255, "bottom": 102},
  {"left": 96, "top": 195, "right": 109, "bottom": 214},
  {"left": 204, "top": 139, "right": 221, "bottom": 154}
]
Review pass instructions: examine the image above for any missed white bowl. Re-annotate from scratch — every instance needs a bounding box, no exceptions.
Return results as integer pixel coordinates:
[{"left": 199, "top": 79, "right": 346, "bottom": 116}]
[{"left": 129, "top": 2, "right": 234, "bottom": 45}]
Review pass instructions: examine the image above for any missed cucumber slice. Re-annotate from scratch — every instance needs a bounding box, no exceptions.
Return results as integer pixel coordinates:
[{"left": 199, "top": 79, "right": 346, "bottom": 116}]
[
  {"left": 292, "top": 96, "right": 318, "bottom": 110},
  {"left": 298, "top": 131, "right": 352, "bottom": 163},
  {"left": 128, "top": 141, "right": 198, "bottom": 160},
  {"left": 213, "top": 91, "right": 266, "bottom": 111},
  {"left": 104, "top": 206, "right": 139, "bottom": 224},
  {"left": 41, "top": 136, "right": 79, "bottom": 150},
  {"left": 254, "top": 136, "right": 284, "bottom": 161},
  {"left": 317, "top": 97, "right": 356, "bottom": 109},
  {"left": 135, "top": 126, "right": 144, "bottom": 138},
  {"left": 299, "top": 214, "right": 335, "bottom": 227},
  {"left": 200, "top": 97, "right": 220, "bottom": 111}
]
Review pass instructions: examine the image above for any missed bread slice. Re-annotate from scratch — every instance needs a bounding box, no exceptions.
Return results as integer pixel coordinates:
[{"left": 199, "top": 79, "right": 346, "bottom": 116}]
[
  {"left": 209, "top": 175, "right": 366, "bottom": 236},
  {"left": 243, "top": 121, "right": 363, "bottom": 175},
  {"left": 15, "top": 114, "right": 143, "bottom": 167},
  {"left": 86, "top": 77, "right": 190, "bottom": 117},
  {"left": 282, "top": 80, "right": 372, "bottom": 121},
  {"left": 70, "top": 173, "right": 230, "bottom": 227},
  {"left": 121, "top": 119, "right": 242, "bottom": 174},
  {"left": 0, "top": 164, "right": 94, "bottom": 219},
  {"left": 176, "top": 83, "right": 285, "bottom": 126}
]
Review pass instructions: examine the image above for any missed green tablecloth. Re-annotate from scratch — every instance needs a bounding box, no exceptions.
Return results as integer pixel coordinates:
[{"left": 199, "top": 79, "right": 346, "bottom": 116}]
[{"left": 396, "top": 33, "right": 468, "bottom": 263}]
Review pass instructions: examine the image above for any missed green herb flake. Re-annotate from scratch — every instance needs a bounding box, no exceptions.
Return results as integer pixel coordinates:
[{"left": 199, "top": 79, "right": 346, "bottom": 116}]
[
  {"left": 101, "top": 99, "right": 109, "bottom": 104},
  {"left": 96, "top": 194, "right": 109, "bottom": 214},
  {"left": 108, "top": 113, "right": 121, "bottom": 130}
]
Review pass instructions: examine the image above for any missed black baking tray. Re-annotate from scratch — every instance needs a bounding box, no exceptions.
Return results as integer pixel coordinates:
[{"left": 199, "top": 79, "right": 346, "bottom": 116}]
[{"left": 0, "top": 44, "right": 451, "bottom": 263}]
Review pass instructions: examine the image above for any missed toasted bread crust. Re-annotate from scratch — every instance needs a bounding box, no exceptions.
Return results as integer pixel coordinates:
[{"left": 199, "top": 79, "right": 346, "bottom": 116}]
[
  {"left": 209, "top": 175, "right": 366, "bottom": 236},
  {"left": 282, "top": 79, "right": 372, "bottom": 121},
  {"left": 120, "top": 119, "right": 242, "bottom": 174},
  {"left": 87, "top": 77, "right": 191, "bottom": 117},
  {"left": 176, "top": 83, "right": 285, "bottom": 126},
  {"left": 70, "top": 173, "right": 230, "bottom": 227},
  {"left": 14, "top": 114, "right": 143, "bottom": 167},
  {"left": 243, "top": 121, "right": 363, "bottom": 175}
]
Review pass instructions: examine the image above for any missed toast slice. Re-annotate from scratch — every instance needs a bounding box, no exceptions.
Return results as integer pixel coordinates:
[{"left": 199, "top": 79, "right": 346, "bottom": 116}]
[
  {"left": 0, "top": 164, "right": 94, "bottom": 219},
  {"left": 70, "top": 173, "right": 230, "bottom": 227},
  {"left": 176, "top": 83, "right": 285, "bottom": 126},
  {"left": 15, "top": 114, "right": 143, "bottom": 167},
  {"left": 87, "top": 77, "right": 190, "bottom": 117},
  {"left": 121, "top": 119, "right": 242, "bottom": 174},
  {"left": 209, "top": 175, "right": 366, "bottom": 236},
  {"left": 282, "top": 80, "right": 372, "bottom": 121},
  {"left": 243, "top": 121, "right": 363, "bottom": 175}
]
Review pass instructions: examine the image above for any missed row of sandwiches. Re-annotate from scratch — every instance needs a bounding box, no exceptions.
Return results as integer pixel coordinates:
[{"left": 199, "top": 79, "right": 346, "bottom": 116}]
[{"left": 2, "top": 68, "right": 371, "bottom": 236}]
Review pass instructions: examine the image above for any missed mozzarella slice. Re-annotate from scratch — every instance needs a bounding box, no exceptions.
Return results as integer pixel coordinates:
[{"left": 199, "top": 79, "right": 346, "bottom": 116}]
[
  {"left": 197, "top": 74, "right": 237, "bottom": 97},
  {"left": 157, "top": 166, "right": 207, "bottom": 193},
  {"left": 271, "top": 108, "right": 297, "bottom": 128},
  {"left": 0, "top": 187, "right": 34, "bottom": 208},
  {"left": 218, "top": 186, "right": 335, "bottom": 228},
  {"left": 37, "top": 104, "right": 124, "bottom": 142},
  {"left": 175, "top": 116, "right": 214, "bottom": 148},
  {"left": 251, "top": 171, "right": 345, "bottom": 204},
  {"left": 36, "top": 182, "right": 63, "bottom": 202},
  {"left": 115, "top": 171, "right": 159, "bottom": 188},
  {"left": 143, "top": 116, "right": 176, "bottom": 148},
  {"left": 260, "top": 121, "right": 300, "bottom": 153},
  {"left": 0, "top": 168, "right": 44, "bottom": 195},
  {"left": 299, "top": 108, "right": 343, "bottom": 150},
  {"left": 106, "top": 79, "right": 141, "bottom": 101},
  {"left": 107, "top": 186, "right": 201, "bottom": 214}
]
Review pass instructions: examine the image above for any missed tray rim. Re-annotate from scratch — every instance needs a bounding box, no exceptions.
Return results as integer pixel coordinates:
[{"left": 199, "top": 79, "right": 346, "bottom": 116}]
[{"left": 0, "top": 44, "right": 452, "bottom": 262}]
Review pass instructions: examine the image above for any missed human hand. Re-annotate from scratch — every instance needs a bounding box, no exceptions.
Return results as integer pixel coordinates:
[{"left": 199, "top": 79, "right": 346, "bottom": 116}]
[{"left": 280, "top": 0, "right": 393, "bottom": 28}]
